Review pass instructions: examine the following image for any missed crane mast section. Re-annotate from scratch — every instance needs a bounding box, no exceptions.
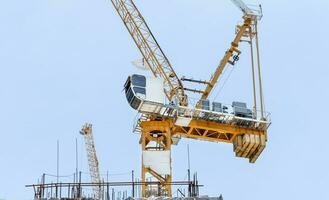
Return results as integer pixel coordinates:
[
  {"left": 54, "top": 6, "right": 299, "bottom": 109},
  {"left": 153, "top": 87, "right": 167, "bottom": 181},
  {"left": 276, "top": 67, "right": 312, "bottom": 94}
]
[
  {"left": 80, "top": 124, "right": 101, "bottom": 200},
  {"left": 111, "top": 0, "right": 186, "bottom": 105},
  {"left": 199, "top": 16, "right": 252, "bottom": 102}
]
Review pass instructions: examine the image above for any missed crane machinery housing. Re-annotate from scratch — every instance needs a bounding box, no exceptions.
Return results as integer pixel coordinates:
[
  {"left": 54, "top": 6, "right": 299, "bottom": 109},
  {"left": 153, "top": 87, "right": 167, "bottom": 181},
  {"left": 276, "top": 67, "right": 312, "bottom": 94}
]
[{"left": 111, "top": 0, "right": 270, "bottom": 197}]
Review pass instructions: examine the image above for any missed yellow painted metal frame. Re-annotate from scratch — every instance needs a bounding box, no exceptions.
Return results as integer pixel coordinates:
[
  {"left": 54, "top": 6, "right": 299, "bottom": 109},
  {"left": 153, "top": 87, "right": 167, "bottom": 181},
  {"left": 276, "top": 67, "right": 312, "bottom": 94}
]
[
  {"left": 199, "top": 16, "right": 253, "bottom": 103},
  {"left": 141, "top": 119, "right": 267, "bottom": 145},
  {"left": 140, "top": 122, "right": 172, "bottom": 197},
  {"left": 139, "top": 117, "right": 267, "bottom": 196}
]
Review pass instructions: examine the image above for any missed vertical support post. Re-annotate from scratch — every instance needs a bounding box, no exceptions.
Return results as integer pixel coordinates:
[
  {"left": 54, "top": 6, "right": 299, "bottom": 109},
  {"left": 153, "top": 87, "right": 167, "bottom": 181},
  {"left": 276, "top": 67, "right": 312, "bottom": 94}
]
[
  {"left": 55, "top": 183, "right": 58, "bottom": 198},
  {"left": 249, "top": 25, "right": 258, "bottom": 118},
  {"left": 141, "top": 131, "right": 147, "bottom": 198},
  {"left": 68, "top": 183, "right": 71, "bottom": 198},
  {"left": 132, "top": 170, "right": 135, "bottom": 197},
  {"left": 254, "top": 21, "right": 265, "bottom": 119},
  {"left": 107, "top": 183, "right": 110, "bottom": 200},
  {"left": 106, "top": 171, "right": 110, "bottom": 200},
  {"left": 59, "top": 182, "right": 62, "bottom": 198},
  {"left": 42, "top": 173, "right": 45, "bottom": 198},
  {"left": 57, "top": 140, "right": 59, "bottom": 184},
  {"left": 75, "top": 137, "right": 79, "bottom": 183},
  {"left": 78, "top": 171, "right": 82, "bottom": 198},
  {"left": 164, "top": 126, "right": 172, "bottom": 197},
  {"left": 50, "top": 182, "right": 53, "bottom": 198},
  {"left": 187, "top": 144, "right": 191, "bottom": 197}
]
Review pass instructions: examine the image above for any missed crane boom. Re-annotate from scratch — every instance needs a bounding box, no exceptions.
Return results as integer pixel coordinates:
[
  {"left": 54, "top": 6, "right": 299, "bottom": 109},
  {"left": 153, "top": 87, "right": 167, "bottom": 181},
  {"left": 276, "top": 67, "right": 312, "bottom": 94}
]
[
  {"left": 110, "top": 0, "right": 187, "bottom": 105},
  {"left": 199, "top": 16, "right": 252, "bottom": 102},
  {"left": 199, "top": 0, "right": 262, "bottom": 103},
  {"left": 80, "top": 123, "right": 102, "bottom": 200}
]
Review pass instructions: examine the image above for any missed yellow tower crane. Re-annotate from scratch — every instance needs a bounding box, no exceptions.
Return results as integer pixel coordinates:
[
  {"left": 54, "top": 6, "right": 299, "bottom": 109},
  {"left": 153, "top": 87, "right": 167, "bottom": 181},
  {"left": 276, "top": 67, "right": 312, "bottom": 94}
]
[
  {"left": 111, "top": 0, "right": 270, "bottom": 197},
  {"left": 80, "top": 123, "right": 102, "bottom": 200}
]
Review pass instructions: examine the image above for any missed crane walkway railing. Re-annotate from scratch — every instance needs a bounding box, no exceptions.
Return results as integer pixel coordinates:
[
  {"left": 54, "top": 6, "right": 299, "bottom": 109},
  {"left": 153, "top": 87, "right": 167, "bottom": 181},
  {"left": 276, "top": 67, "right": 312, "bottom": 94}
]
[{"left": 133, "top": 100, "right": 271, "bottom": 134}]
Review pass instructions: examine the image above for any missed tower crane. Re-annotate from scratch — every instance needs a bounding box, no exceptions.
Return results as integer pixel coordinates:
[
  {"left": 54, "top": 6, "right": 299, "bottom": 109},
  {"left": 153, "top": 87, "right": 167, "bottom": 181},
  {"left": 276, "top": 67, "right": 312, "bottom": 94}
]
[
  {"left": 111, "top": 0, "right": 270, "bottom": 197},
  {"left": 80, "top": 123, "right": 102, "bottom": 200}
]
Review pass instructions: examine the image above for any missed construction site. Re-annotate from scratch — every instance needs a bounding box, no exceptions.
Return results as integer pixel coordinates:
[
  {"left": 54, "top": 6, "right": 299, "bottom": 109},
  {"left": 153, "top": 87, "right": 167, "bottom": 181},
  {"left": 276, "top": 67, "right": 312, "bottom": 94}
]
[{"left": 7, "top": 0, "right": 329, "bottom": 199}]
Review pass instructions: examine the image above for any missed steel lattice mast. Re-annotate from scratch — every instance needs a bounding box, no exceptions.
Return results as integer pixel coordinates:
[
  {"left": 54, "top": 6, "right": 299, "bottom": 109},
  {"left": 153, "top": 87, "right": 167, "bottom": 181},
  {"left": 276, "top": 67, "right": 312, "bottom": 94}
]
[{"left": 80, "top": 123, "right": 102, "bottom": 200}]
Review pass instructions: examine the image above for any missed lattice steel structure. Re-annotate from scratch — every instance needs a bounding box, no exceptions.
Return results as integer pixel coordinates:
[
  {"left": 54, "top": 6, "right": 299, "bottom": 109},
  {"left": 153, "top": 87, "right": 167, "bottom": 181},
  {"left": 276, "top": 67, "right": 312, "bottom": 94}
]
[
  {"left": 80, "top": 123, "right": 102, "bottom": 200},
  {"left": 111, "top": 0, "right": 187, "bottom": 105}
]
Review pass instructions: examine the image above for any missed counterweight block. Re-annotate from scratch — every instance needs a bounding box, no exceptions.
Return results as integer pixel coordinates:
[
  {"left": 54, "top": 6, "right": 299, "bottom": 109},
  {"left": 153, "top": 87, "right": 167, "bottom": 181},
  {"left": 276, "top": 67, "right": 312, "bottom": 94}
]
[{"left": 233, "top": 133, "right": 266, "bottom": 163}]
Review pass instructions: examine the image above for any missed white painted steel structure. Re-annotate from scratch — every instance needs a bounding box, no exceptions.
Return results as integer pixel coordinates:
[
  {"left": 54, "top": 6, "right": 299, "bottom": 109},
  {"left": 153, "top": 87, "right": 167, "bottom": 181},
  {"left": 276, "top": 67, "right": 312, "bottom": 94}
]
[{"left": 80, "top": 123, "right": 102, "bottom": 200}]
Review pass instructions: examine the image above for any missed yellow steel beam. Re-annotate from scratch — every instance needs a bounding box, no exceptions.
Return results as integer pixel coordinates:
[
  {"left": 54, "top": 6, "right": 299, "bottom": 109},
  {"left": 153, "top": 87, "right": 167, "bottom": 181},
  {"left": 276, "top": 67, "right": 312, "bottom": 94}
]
[
  {"left": 146, "top": 167, "right": 166, "bottom": 183},
  {"left": 140, "top": 119, "right": 266, "bottom": 145},
  {"left": 198, "top": 16, "right": 253, "bottom": 104}
]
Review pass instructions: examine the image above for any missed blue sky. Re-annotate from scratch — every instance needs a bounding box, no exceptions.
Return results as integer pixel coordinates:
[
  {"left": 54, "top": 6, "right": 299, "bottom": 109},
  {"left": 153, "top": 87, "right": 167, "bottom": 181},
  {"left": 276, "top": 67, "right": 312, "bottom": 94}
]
[{"left": 0, "top": 0, "right": 329, "bottom": 199}]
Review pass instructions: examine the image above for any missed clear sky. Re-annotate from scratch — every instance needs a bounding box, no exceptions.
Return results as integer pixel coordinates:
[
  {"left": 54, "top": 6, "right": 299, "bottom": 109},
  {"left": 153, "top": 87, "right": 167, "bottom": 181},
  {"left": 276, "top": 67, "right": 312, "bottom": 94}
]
[{"left": 0, "top": 0, "right": 329, "bottom": 200}]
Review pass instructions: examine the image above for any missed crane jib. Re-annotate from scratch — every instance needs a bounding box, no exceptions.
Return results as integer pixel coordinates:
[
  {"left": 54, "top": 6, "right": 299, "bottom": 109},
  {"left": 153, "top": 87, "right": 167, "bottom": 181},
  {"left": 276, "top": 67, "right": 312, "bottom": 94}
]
[{"left": 110, "top": 0, "right": 187, "bottom": 105}]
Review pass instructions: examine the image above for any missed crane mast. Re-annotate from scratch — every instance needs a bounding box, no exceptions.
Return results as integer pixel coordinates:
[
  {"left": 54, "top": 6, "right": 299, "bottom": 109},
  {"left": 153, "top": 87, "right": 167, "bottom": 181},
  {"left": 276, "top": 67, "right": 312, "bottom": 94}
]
[
  {"left": 80, "top": 123, "right": 102, "bottom": 200},
  {"left": 111, "top": 0, "right": 180, "bottom": 196},
  {"left": 110, "top": 0, "right": 187, "bottom": 106}
]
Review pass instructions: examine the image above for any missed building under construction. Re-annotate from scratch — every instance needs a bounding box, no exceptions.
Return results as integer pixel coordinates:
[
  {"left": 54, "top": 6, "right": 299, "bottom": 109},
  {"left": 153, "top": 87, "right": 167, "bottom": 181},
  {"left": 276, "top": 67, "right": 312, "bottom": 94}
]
[{"left": 27, "top": 0, "right": 270, "bottom": 199}]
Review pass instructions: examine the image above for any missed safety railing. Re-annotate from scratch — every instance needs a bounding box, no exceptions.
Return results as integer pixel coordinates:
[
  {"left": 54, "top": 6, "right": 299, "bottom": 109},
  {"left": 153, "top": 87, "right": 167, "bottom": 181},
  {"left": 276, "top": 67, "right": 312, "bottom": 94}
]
[{"left": 132, "top": 98, "right": 271, "bottom": 133}]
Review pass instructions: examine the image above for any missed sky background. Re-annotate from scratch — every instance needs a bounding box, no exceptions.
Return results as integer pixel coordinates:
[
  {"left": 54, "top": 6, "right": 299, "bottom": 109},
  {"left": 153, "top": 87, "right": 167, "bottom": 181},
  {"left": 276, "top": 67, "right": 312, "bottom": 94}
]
[{"left": 1, "top": 0, "right": 329, "bottom": 199}]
